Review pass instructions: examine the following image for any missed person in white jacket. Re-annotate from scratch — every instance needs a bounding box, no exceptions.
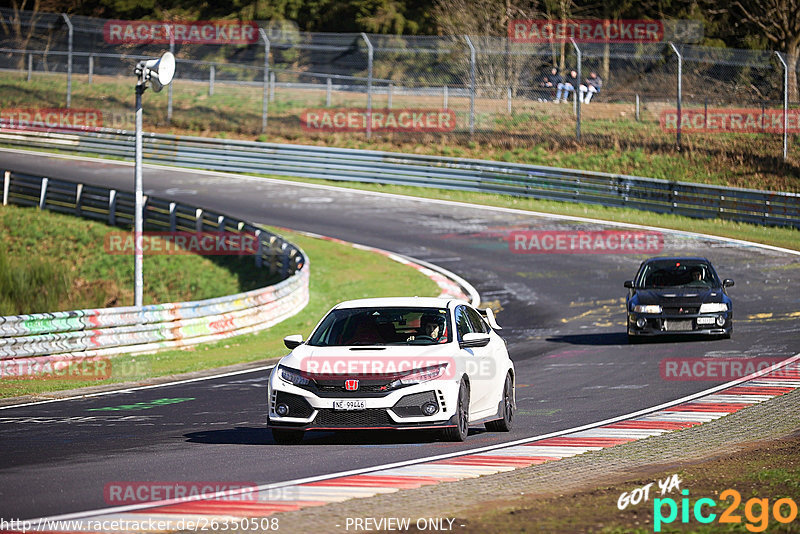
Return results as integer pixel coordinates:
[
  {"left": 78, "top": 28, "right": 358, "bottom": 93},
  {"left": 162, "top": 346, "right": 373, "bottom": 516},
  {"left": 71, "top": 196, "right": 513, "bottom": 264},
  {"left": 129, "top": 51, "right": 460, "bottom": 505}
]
[{"left": 579, "top": 72, "right": 603, "bottom": 103}]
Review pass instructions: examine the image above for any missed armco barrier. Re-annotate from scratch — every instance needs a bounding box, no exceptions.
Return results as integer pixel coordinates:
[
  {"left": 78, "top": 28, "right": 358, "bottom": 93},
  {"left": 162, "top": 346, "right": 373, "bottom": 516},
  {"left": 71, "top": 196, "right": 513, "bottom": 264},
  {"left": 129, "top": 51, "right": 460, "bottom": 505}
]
[
  {"left": 1, "top": 126, "right": 798, "bottom": 228},
  {"left": 0, "top": 170, "right": 308, "bottom": 365}
]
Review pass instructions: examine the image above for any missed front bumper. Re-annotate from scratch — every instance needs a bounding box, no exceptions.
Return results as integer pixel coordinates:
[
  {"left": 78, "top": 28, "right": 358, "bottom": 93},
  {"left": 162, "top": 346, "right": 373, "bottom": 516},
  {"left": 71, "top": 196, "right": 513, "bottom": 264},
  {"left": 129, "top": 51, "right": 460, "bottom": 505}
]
[
  {"left": 267, "top": 377, "right": 460, "bottom": 431},
  {"left": 628, "top": 311, "right": 733, "bottom": 336}
]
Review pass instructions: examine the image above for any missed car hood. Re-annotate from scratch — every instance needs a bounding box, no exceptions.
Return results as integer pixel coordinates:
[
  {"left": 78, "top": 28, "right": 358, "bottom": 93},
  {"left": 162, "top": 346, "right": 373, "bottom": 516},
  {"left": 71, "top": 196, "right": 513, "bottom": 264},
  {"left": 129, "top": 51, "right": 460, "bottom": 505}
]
[
  {"left": 635, "top": 288, "right": 725, "bottom": 305},
  {"left": 279, "top": 344, "right": 457, "bottom": 376}
]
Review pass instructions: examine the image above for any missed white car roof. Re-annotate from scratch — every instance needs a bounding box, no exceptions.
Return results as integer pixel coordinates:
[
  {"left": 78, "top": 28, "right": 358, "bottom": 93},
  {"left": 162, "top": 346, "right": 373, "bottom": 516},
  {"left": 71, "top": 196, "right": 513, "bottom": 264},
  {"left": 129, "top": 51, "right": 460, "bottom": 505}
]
[{"left": 333, "top": 297, "right": 467, "bottom": 309}]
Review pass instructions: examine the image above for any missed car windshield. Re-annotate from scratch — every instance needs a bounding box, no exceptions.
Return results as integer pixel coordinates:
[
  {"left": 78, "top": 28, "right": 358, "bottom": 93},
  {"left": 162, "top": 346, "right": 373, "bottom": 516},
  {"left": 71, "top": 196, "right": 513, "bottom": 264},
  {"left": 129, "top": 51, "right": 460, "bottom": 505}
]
[
  {"left": 307, "top": 307, "right": 452, "bottom": 346},
  {"left": 637, "top": 260, "right": 720, "bottom": 289}
]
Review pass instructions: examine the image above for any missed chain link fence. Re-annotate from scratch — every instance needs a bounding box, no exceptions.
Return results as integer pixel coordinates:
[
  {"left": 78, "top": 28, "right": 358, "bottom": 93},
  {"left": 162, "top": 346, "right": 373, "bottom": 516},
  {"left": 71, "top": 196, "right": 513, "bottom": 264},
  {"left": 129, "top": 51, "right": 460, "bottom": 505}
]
[{"left": 2, "top": 8, "right": 799, "bottom": 172}]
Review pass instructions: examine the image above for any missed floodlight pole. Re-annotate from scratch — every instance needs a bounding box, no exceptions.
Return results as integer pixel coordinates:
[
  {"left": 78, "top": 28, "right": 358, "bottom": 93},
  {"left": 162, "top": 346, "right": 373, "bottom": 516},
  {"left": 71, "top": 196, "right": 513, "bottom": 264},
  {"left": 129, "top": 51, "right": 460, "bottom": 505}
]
[{"left": 134, "top": 80, "right": 145, "bottom": 307}]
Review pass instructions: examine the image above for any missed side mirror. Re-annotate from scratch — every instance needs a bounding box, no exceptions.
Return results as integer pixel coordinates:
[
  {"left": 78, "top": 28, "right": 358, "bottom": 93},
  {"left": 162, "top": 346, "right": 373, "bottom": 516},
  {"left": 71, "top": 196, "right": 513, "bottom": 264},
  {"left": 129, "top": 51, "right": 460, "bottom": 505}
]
[
  {"left": 460, "top": 332, "right": 490, "bottom": 348},
  {"left": 723, "top": 279, "right": 735, "bottom": 288},
  {"left": 283, "top": 334, "right": 303, "bottom": 350},
  {"left": 624, "top": 280, "right": 634, "bottom": 289}
]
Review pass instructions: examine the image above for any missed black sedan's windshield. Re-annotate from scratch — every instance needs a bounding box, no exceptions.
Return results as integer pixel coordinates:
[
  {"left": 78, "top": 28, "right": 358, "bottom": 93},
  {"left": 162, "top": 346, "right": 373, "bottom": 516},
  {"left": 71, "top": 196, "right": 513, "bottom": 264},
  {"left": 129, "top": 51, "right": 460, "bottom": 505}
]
[
  {"left": 308, "top": 307, "right": 452, "bottom": 346},
  {"left": 637, "top": 260, "right": 721, "bottom": 289}
]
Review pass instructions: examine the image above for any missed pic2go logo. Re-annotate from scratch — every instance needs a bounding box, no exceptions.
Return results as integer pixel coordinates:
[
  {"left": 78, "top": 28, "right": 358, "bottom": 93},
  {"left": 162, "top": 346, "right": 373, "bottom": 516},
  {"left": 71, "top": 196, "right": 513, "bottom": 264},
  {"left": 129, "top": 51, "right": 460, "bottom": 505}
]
[{"left": 654, "top": 489, "right": 799, "bottom": 532}]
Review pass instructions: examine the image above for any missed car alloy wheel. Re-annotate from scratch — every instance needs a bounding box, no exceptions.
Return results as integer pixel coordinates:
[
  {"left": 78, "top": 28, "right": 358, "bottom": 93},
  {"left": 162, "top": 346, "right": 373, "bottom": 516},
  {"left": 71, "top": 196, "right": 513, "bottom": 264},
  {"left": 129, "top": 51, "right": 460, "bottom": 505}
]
[
  {"left": 485, "top": 373, "right": 514, "bottom": 432},
  {"left": 444, "top": 381, "right": 469, "bottom": 442}
]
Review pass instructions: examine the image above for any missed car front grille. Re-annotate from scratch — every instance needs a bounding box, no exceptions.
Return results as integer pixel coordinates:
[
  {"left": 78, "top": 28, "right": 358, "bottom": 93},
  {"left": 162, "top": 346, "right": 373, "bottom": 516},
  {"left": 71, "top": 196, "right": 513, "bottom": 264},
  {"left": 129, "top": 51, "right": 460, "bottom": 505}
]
[
  {"left": 312, "top": 409, "right": 395, "bottom": 427},
  {"left": 662, "top": 307, "right": 700, "bottom": 315},
  {"left": 392, "top": 391, "right": 437, "bottom": 418},
  {"left": 664, "top": 319, "right": 693, "bottom": 331},
  {"left": 274, "top": 391, "right": 314, "bottom": 418}
]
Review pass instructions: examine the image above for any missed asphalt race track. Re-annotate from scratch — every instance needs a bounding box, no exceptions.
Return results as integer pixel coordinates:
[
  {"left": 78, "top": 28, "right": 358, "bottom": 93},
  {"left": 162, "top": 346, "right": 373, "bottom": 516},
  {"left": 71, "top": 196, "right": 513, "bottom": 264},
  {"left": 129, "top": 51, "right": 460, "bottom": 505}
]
[{"left": 1, "top": 149, "right": 798, "bottom": 521}]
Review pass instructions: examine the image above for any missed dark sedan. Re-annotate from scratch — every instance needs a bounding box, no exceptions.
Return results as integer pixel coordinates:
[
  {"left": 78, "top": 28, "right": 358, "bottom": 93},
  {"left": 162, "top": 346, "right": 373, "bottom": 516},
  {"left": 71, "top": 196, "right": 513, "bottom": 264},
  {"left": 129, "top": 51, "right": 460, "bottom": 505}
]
[{"left": 625, "top": 257, "right": 734, "bottom": 342}]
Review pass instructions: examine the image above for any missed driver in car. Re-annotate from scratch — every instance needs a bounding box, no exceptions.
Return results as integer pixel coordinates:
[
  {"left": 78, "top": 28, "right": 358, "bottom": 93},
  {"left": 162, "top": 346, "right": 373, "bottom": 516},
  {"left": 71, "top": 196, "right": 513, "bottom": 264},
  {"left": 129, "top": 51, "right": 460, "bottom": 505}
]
[{"left": 407, "top": 314, "right": 444, "bottom": 342}]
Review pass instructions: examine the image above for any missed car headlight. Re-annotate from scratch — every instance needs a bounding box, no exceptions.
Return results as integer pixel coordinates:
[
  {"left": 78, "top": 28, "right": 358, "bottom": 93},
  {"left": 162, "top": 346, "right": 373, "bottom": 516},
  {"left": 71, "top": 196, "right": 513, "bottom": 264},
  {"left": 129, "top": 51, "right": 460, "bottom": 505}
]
[
  {"left": 389, "top": 363, "right": 448, "bottom": 389},
  {"left": 699, "top": 303, "right": 729, "bottom": 313},
  {"left": 278, "top": 366, "right": 310, "bottom": 386},
  {"left": 633, "top": 305, "right": 662, "bottom": 314}
]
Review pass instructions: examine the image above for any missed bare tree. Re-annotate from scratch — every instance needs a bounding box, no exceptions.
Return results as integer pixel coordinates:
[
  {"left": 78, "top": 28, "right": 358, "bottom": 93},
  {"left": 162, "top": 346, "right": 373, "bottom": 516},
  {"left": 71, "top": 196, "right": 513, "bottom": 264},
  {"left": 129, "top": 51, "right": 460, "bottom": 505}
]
[{"left": 733, "top": 0, "right": 800, "bottom": 100}]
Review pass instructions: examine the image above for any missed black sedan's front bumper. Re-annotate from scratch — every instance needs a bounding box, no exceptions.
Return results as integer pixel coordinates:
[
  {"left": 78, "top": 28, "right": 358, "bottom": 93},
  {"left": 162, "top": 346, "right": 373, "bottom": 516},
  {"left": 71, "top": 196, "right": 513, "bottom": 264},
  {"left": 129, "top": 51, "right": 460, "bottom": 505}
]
[{"left": 627, "top": 311, "right": 733, "bottom": 337}]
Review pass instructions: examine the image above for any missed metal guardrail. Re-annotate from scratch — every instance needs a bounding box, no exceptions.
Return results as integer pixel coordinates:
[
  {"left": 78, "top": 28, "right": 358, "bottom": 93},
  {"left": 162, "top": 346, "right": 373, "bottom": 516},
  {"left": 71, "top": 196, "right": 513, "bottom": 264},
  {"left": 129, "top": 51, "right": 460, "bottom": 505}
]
[
  {"left": 0, "top": 170, "right": 309, "bottom": 365},
  {"left": 1, "top": 126, "right": 798, "bottom": 228}
]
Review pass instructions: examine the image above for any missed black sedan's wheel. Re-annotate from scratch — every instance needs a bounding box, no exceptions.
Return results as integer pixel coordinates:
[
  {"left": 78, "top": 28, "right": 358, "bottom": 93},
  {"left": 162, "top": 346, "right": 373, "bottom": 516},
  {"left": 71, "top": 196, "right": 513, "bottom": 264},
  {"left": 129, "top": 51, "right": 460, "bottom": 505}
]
[
  {"left": 443, "top": 381, "right": 470, "bottom": 442},
  {"left": 485, "top": 374, "right": 514, "bottom": 432}
]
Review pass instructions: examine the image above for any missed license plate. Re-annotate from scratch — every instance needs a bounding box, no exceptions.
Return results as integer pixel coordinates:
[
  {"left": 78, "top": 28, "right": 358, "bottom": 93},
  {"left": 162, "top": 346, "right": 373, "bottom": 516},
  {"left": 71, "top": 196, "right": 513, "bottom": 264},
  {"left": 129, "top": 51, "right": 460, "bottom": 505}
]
[
  {"left": 333, "top": 400, "right": 366, "bottom": 411},
  {"left": 696, "top": 317, "right": 716, "bottom": 325}
]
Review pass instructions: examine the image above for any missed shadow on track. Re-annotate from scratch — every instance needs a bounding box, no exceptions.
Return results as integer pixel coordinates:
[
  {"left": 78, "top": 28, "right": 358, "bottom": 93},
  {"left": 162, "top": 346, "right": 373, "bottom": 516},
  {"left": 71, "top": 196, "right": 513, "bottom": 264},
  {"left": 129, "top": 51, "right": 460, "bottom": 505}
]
[
  {"left": 547, "top": 332, "right": 730, "bottom": 346},
  {"left": 184, "top": 427, "right": 480, "bottom": 446}
]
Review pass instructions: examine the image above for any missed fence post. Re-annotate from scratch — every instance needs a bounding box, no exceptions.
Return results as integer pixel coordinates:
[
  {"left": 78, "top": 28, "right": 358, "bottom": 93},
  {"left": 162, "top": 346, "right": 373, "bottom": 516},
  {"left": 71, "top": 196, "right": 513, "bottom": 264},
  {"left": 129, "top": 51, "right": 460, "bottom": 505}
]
[
  {"left": 326, "top": 77, "right": 332, "bottom": 107},
  {"left": 775, "top": 52, "right": 789, "bottom": 161},
  {"left": 635, "top": 94, "right": 640, "bottom": 121},
  {"left": 361, "top": 33, "right": 373, "bottom": 139},
  {"left": 61, "top": 14, "right": 73, "bottom": 108},
  {"left": 388, "top": 83, "right": 393, "bottom": 109},
  {"left": 269, "top": 71, "right": 275, "bottom": 101},
  {"left": 209, "top": 65, "right": 215, "bottom": 96},
  {"left": 507, "top": 86, "right": 512, "bottom": 114},
  {"left": 88, "top": 54, "right": 94, "bottom": 84},
  {"left": 38, "top": 178, "right": 48, "bottom": 209},
  {"left": 166, "top": 25, "right": 174, "bottom": 123},
  {"left": 464, "top": 35, "right": 476, "bottom": 137},
  {"left": 259, "top": 28, "right": 270, "bottom": 133},
  {"left": 443, "top": 85, "right": 448, "bottom": 110},
  {"left": 27, "top": 53, "right": 32, "bottom": 82},
  {"left": 571, "top": 39, "right": 581, "bottom": 142},
  {"left": 668, "top": 42, "right": 682, "bottom": 150}
]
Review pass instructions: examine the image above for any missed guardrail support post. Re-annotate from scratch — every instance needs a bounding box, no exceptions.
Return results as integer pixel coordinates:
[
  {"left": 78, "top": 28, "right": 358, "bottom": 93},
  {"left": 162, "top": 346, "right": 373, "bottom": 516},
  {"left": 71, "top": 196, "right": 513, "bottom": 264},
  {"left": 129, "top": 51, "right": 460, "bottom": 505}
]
[
  {"left": 38, "top": 178, "right": 49, "bottom": 210},
  {"left": 61, "top": 14, "right": 73, "bottom": 108},
  {"left": 361, "top": 32, "right": 374, "bottom": 139},
  {"left": 2, "top": 171, "right": 9, "bottom": 205},
  {"left": 668, "top": 42, "right": 682, "bottom": 150},
  {"left": 217, "top": 214, "right": 226, "bottom": 231},
  {"left": 88, "top": 54, "right": 94, "bottom": 84},
  {"left": 571, "top": 38, "right": 581, "bottom": 142},
  {"left": 169, "top": 202, "right": 177, "bottom": 231},
  {"left": 75, "top": 183, "right": 83, "bottom": 216},
  {"left": 109, "top": 189, "right": 117, "bottom": 226},
  {"left": 209, "top": 65, "right": 215, "bottom": 96},
  {"left": 464, "top": 35, "right": 476, "bottom": 138},
  {"left": 326, "top": 77, "right": 332, "bottom": 107},
  {"left": 195, "top": 208, "right": 203, "bottom": 233},
  {"left": 27, "top": 53, "right": 33, "bottom": 82},
  {"left": 259, "top": 28, "right": 270, "bottom": 133},
  {"left": 776, "top": 51, "right": 789, "bottom": 161}
]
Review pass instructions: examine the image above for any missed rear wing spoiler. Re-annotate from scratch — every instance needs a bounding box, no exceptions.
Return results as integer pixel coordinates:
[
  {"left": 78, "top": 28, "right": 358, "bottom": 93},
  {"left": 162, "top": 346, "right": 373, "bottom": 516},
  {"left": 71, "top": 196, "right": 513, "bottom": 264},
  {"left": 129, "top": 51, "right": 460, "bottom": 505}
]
[{"left": 478, "top": 307, "right": 502, "bottom": 330}]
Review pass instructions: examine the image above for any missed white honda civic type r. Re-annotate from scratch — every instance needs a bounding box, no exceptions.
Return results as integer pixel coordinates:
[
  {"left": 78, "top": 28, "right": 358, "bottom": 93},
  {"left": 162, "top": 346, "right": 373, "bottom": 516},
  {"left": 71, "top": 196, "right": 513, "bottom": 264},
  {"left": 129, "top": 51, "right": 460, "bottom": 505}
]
[{"left": 267, "top": 297, "right": 515, "bottom": 444}]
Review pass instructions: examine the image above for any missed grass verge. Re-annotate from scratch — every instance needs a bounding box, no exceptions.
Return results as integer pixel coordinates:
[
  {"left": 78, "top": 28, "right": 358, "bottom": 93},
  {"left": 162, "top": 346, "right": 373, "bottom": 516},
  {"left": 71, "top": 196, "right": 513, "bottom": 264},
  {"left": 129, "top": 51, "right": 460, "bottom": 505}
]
[
  {"left": 0, "top": 204, "right": 271, "bottom": 314},
  {"left": 448, "top": 434, "right": 800, "bottom": 533},
  {"left": 0, "top": 228, "right": 440, "bottom": 398}
]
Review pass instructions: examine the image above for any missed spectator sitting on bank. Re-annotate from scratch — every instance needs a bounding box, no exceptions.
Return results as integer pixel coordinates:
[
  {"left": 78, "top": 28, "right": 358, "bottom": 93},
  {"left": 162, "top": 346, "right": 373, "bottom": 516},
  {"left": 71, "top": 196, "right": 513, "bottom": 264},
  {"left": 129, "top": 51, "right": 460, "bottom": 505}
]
[
  {"left": 556, "top": 70, "right": 578, "bottom": 103},
  {"left": 579, "top": 71, "right": 603, "bottom": 104},
  {"left": 538, "top": 66, "right": 561, "bottom": 101}
]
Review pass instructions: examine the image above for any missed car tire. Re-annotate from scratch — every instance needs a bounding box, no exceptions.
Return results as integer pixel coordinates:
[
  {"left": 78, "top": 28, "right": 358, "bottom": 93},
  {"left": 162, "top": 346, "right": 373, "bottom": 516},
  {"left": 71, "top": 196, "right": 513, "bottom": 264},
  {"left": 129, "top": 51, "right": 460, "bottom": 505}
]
[
  {"left": 485, "top": 373, "right": 514, "bottom": 432},
  {"left": 271, "top": 428, "right": 304, "bottom": 445},
  {"left": 443, "top": 381, "right": 470, "bottom": 442}
]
